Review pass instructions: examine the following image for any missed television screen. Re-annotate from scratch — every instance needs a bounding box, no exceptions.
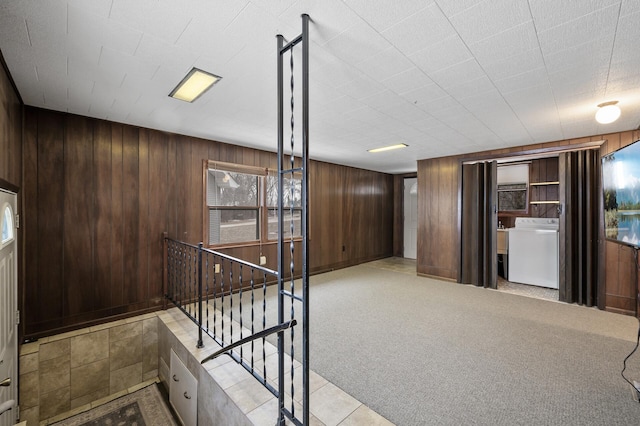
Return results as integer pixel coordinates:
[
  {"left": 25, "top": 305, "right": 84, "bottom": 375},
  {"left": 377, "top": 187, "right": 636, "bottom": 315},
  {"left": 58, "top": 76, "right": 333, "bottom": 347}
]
[{"left": 602, "top": 139, "right": 640, "bottom": 247}]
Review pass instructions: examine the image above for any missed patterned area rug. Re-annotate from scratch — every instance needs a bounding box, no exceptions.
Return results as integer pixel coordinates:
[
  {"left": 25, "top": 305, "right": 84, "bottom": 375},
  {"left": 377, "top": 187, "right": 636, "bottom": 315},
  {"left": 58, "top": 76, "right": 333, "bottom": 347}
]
[{"left": 52, "top": 384, "right": 177, "bottom": 426}]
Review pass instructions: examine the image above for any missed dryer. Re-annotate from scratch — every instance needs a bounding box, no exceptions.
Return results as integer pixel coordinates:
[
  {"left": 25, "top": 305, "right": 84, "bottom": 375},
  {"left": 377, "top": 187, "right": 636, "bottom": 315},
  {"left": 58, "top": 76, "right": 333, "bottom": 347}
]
[{"left": 507, "top": 217, "right": 559, "bottom": 289}]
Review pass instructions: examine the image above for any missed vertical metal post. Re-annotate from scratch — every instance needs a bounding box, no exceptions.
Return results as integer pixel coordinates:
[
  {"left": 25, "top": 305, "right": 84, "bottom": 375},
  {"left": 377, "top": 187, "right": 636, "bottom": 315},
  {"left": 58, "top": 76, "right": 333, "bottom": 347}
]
[
  {"left": 276, "top": 33, "right": 286, "bottom": 426},
  {"left": 300, "top": 13, "right": 310, "bottom": 426},
  {"left": 197, "top": 242, "right": 204, "bottom": 348}
]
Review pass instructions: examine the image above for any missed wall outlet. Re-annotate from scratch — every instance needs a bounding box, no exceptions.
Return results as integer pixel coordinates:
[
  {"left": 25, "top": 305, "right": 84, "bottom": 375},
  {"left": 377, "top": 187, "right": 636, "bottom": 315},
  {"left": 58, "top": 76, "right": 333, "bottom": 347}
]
[
  {"left": 259, "top": 255, "right": 267, "bottom": 265},
  {"left": 214, "top": 264, "right": 220, "bottom": 273}
]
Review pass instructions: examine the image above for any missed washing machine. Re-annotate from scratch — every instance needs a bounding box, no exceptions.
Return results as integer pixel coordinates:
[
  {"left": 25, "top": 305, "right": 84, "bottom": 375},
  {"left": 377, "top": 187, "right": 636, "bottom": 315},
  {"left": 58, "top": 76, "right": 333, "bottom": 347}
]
[{"left": 507, "top": 217, "right": 559, "bottom": 289}]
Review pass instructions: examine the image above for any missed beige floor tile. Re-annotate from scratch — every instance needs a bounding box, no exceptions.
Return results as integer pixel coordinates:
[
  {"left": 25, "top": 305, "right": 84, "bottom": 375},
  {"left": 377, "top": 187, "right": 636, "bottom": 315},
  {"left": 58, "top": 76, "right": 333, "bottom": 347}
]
[
  {"left": 338, "top": 405, "right": 395, "bottom": 425},
  {"left": 70, "top": 358, "right": 109, "bottom": 399},
  {"left": 110, "top": 321, "right": 142, "bottom": 342},
  {"left": 90, "top": 389, "right": 127, "bottom": 408},
  {"left": 19, "top": 370, "right": 39, "bottom": 409},
  {"left": 46, "top": 328, "right": 88, "bottom": 343},
  {"left": 226, "top": 376, "right": 275, "bottom": 414},
  {"left": 18, "top": 406, "right": 38, "bottom": 426},
  {"left": 39, "top": 339, "right": 70, "bottom": 362},
  {"left": 209, "top": 360, "right": 254, "bottom": 390},
  {"left": 110, "top": 362, "right": 142, "bottom": 394},
  {"left": 109, "top": 334, "right": 142, "bottom": 371},
  {"left": 20, "top": 352, "right": 39, "bottom": 374},
  {"left": 40, "top": 355, "right": 70, "bottom": 394},
  {"left": 70, "top": 387, "right": 109, "bottom": 410},
  {"left": 248, "top": 398, "right": 325, "bottom": 426},
  {"left": 40, "top": 386, "right": 71, "bottom": 420},
  {"left": 310, "top": 383, "right": 361, "bottom": 426},
  {"left": 70, "top": 329, "right": 109, "bottom": 368},
  {"left": 90, "top": 319, "right": 126, "bottom": 333},
  {"left": 20, "top": 341, "right": 40, "bottom": 356}
]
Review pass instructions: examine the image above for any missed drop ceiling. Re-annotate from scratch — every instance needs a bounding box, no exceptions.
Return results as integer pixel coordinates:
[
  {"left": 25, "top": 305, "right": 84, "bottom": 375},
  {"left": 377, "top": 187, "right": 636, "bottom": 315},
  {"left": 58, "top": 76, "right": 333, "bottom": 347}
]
[{"left": 1, "top": 0, "right": 639, "bottom": 174}]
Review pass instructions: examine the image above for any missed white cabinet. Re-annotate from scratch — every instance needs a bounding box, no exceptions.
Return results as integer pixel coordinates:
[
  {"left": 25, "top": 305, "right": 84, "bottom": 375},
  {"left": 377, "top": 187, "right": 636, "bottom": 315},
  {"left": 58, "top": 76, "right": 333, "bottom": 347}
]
[{"left": 170, "top": 350, "right": 197, "bottom": 426}]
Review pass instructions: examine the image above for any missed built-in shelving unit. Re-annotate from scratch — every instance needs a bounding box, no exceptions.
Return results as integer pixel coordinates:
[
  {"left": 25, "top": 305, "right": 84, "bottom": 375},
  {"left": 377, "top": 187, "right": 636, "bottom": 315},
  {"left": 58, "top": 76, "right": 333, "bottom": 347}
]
[{"left": 530, "top": 181, "right": 559, "bottom": 204}]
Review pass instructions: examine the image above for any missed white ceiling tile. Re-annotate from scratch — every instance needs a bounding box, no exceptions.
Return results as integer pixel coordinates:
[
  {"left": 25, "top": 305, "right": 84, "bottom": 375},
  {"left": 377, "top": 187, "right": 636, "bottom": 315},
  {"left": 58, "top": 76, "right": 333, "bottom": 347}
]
[
  {"left": 354, "top": 47, "right": 414, "bottom": 82},
  {"left": 537, "top": 4, "right": 619, "bottom": 55},
  {"left": 68, "top": 4, "right": 143, "bottom": 56},
  {"left": 450, "top": 0, "right": 532, "bottom": 42},
  {"left": 544, "top": 37, "right": 612, "bottom": 75},
  {"left": 469, "top": 22, "right": 539, "bottom": 67},
  {"left": 109, "top": 0, "right": 192, "bottom": 43},
  {"left": 410, "top": 35, "right": 472, "bottom": 74},
  {"left": 494, "top": 67, "right": 549, "bottom": 94},
  {"left": 134, "top": 34, "right": 198, "bottom": 74},
  {"left": 428, "top": 59, "right": 485, "bottom": 90},
  {"left": 481, "top": 47, "right": 545, "bottom": 81},
  {"left": 324, "top": 19, "right": 391, "bottom": 64},
  {"left": 0, "top": 12, "right": 29, "bottom": 46},
  {"left": 382, "top": 3, "right": 456, "bottom": 56},
  {"left": 343, "top": 0, "right": 431, "bottom": 32},
  {"left": 444, "top": 75, "right": 496, "bottom": 101},
  {"left": 620, "top": 0, "right": 640, "bottom": 16},
  {"left": 529, "top": 0, "right": 620, "bottom": 31},
  {"left": 335, "top": 73, "right": 385, "bottom": 100},
  {"left": 278, "top": 0, "right": 361, "bottom": 46},
  {"left": 435, "top": 0, "right": 483, "bottom": 17},
  {"left": 381, "top": 67, "right": 434, "bottom": 95},
  {"left": 67, "top": 0, "right": 114, "bottom": 17},
  {"left": 400, "top": 83, "right": 449, "bottom": 107}
]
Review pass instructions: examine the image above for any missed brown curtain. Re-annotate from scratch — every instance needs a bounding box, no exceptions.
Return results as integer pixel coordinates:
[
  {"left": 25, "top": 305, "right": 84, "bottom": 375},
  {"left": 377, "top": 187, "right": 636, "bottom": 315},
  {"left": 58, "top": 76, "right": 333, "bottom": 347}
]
[
  {"left": 461, "top": 161, "right": 497, "bottom": 288},
  {"left": 558, "top": 150, "right": 603, "bottom": 307}
]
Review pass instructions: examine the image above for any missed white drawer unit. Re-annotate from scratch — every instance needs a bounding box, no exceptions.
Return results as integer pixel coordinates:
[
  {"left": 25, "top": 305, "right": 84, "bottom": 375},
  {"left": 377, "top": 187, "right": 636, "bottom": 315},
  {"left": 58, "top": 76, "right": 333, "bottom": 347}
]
[{"left": 170, "top": 350, "right": 197, "bottom": 426}]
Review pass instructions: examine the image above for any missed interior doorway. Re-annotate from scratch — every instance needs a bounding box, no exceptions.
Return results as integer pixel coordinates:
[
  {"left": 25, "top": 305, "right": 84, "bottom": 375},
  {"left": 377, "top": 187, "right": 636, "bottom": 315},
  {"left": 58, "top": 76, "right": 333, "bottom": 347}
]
[
  {"left": 0, "top": 189, "right": 17, "bottom": 426},
  {"left": 403, "top": 178, "right": 418, "bottom": 259}
]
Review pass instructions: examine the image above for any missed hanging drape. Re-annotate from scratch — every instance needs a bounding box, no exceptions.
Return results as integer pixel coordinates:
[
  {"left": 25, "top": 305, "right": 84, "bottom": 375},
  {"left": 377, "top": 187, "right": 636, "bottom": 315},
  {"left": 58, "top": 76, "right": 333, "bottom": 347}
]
[
  {"left": 461, "top": 161, "right": 497, "bottom": 288},
  {"left": 558, "top": 149, "right": 603, "bottom": 307}
]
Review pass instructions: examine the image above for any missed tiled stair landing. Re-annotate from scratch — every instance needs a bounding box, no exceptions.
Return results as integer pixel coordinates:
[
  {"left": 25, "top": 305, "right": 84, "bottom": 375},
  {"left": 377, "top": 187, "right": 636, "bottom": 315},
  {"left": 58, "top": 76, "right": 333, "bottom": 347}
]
[{"left": 157, "top": 307, "right": 393, "bottom": 426}]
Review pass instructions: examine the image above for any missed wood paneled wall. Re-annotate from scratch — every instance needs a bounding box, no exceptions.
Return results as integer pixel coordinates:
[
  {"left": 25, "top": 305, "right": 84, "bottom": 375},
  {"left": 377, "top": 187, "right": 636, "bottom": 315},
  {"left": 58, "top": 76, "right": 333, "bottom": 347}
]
[
  {"left": 0, "top": 54, "right": 21, "bottom": 188},
  {"left": 416, "top": 156, "right": 459, "bottom": 280},
  {"left": 23, "top": 107, "right": 394, "bottom": 339},
  {"left": 417, "top": 129, "right": 640, "bottom": 316}
]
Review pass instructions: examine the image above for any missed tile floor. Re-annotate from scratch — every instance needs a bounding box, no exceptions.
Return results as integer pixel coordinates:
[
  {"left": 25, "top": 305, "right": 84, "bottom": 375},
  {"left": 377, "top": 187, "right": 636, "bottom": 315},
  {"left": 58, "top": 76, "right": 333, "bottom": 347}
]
[{"left": 157, "top": 308, "right": 394, "bottom": 426}]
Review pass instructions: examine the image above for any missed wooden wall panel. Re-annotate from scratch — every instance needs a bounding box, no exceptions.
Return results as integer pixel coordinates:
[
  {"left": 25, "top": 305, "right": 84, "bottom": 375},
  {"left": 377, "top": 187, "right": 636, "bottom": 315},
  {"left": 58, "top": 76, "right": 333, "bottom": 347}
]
[
  {"left": 36, "top": 111, "right": 65, "bottom": 328},
  {"left": 111, "top": 124, "right": 124, "bottom": 309},
  {"left": 93, "top": 120, "right": 112, "bottom": 311},
  {"left": 23, "top": 108, "right": 394, "bottom": 338},
  {"left": 417, "top": 157, "right": 458, "bottom": 280},
  {"left": 63, "top": 114, "right": 94, "bottom": 317},
  {"left": 0, "top": 56, "right": 21, "bottom": 187}
]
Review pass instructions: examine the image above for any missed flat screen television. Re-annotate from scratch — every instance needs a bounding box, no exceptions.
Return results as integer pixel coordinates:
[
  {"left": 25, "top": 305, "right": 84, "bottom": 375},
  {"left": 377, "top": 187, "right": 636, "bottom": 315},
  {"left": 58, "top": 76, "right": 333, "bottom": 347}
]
[{"left": 602, "top": 139, "right": 640, "bottom": 247}]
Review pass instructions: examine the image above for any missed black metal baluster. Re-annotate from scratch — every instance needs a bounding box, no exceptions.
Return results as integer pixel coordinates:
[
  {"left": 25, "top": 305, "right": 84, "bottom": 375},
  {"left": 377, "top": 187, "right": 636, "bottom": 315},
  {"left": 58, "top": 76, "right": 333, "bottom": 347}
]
[{"left": 239, "top": 264, "right": 243, "bottom": 359}]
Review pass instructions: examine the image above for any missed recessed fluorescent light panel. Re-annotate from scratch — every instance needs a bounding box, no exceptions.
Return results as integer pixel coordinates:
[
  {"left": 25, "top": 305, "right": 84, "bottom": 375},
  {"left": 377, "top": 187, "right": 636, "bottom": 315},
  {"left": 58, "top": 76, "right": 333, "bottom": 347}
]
[
  {"left": 169, "top": 67, "right": 221, "bottom": 103},
  {"left": 368, "top": 143, "right": 408, "bottom": 153}
]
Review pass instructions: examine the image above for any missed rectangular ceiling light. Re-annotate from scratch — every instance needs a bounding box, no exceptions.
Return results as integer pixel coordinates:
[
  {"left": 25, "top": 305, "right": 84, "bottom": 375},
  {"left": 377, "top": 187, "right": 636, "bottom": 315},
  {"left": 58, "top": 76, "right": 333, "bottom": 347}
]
[
  {"left": 169, "top": 67, "right": 221, "bottom": 102},
  {"left": 367, "top": 143, "right": 408, "bottom": 153}
]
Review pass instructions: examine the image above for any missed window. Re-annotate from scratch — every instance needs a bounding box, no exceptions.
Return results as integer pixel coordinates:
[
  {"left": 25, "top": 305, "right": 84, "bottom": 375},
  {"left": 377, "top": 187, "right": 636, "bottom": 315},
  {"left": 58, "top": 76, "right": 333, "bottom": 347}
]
[
  {"left": 266, "top": 175, "right": 302, "bottom": 240},
  {"left": 205, "top": 161, "right": 302, "bottom": 246},
  {"left": 1, "top": 204, "right": 14, "bottom": 246}
]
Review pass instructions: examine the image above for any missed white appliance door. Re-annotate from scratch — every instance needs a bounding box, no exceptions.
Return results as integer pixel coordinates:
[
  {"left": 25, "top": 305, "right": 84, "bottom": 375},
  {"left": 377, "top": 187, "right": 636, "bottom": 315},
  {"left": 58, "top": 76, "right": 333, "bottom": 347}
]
[{"left": 508, "top": 229, "right": 559, "bottom": 289}]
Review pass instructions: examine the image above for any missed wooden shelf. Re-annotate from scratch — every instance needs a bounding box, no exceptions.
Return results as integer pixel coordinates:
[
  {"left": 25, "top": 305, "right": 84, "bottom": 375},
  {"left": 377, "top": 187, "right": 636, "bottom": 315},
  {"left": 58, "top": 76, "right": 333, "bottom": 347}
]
[
  {"left": 530, "top": 181, "right": 559, "bottom": 186},
  {"left": 530, "top": 200, "right": 559, "bottom": 205}
]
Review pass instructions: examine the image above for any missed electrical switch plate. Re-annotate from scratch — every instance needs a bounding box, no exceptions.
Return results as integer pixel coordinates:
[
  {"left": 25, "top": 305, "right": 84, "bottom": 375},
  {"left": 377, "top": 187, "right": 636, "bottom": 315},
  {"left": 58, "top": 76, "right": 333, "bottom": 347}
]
[
  {"left": 214, "top": 264, "right": 220, "bottom": 273},
  {"left": 260, "top": 256, "right": 267, "bottom": 265}
]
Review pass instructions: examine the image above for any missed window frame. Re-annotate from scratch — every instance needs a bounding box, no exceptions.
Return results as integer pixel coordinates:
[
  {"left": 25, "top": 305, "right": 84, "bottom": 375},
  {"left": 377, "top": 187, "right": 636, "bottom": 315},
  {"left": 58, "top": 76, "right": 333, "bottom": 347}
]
[{"left": 203, "top": 160, "right": 303, "bottom": 248}]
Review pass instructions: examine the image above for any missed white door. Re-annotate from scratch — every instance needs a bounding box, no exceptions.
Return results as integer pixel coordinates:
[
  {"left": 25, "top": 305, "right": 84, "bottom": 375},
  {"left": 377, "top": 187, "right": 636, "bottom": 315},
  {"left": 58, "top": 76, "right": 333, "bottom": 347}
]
[
  {"left": 403, "top": 178, "right": 418, "bottom": 259},
  {"left": 0, "top": 189, "right": 17, "bottom": 426}
]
